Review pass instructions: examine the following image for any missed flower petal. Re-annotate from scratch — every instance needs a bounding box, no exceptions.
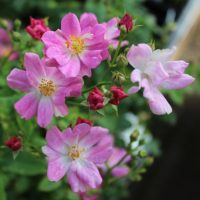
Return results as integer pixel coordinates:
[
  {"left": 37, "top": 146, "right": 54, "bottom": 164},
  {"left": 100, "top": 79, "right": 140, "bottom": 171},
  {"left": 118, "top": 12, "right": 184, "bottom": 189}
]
[
  {"left": 127, "top": 44, "right": 152, "bottom": 70},
  {"left": 7, "top": 68, "right": 32, "bottom": 92},
  {"left": 15, "top": 92, "right": 39, "bottom": 119},
  {"left": 37, "top": 97, "right": 54, "bottom": 127},
  {"left": 61, "top": 13, "right": 81, "bottom": 37},
  {"left": 80, "top": 13, "right": 98, "bottom": 29}
]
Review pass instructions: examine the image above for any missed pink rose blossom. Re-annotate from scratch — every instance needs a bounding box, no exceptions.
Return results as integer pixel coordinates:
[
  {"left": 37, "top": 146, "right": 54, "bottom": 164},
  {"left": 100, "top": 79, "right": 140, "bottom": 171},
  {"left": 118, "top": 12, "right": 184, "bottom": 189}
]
[
  {"left": 42, "top": 13, "right": 109, "bottom": 77},
  {"left": 42, "top": 123, "right": 113, "bottom": 192},
  {"left": 7, "top": 52, "right": 83, "bottom": 128},
  {"left": 26, "top": 17, "right": 50, "bottom": 40},
  {"left": 127, "top": 44, "right": 195, "bottom": 115},
  {"left": 104, "top": 147, "right": 131, "bottom": 177}
]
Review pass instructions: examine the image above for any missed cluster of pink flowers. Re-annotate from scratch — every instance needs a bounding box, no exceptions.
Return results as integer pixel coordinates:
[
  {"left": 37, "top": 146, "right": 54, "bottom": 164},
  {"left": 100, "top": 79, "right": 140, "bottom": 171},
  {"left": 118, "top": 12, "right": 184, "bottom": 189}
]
[{"left": 6, "top": 11, "right": 195, "bottom": 197}]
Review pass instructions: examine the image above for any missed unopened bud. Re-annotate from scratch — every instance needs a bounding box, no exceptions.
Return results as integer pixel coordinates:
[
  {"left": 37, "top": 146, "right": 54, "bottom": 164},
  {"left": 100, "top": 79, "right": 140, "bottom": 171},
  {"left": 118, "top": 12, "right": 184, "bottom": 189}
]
[
  {"left": 139, "top": 150, "right": 147, "bottom": 158},
  {"left": 145, "top": 156, "right": 154, "bottom": 166},
  {"left": 14, "top": 19, "right": 21, "bottom": 30},
  {"left": 130, "top": 130, "right": 139, "bottom": 142},
  {"left": 0, "top": 19, "right": 9, "bottom": 29},
  {"left": 12, "top": 31, "right": 21, "bottom": 42},
  {"left": 112, "top": 71, "right": 126, "bottom": 84},
  {"left": 116, "top": 54, "right": 128, "bottom": 68}
]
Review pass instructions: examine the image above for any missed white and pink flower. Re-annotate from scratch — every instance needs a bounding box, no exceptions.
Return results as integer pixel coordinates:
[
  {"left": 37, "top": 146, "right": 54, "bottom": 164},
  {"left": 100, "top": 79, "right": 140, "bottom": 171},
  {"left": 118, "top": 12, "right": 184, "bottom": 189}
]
[
  {"left": 127, "top": 44, "right": 195, "bottom": 115},
  {"left": 7, "top": 52, "right": 83, "bottom": 127},
  {"left": 42, "top": 123, "right": 113, "bottom": 192}
]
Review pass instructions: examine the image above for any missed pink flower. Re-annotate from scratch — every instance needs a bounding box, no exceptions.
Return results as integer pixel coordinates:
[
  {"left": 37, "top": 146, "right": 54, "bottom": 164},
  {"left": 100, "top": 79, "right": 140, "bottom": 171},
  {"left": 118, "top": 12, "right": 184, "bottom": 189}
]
[
  {"left": 26, "top": 17, "right": 50, "bottom": 40},
  {"left": 42, "top": 123, "right": 113, "bottom": 192},
  {"left": 42, "top": 13, "right": 108, "bottom": 77},
  {"left": 104, "top": 147, "right": 131, "bottom": 177},
  {"left": 109, "top": 86, "right": 128, "bottom": 105},
  {"left": 87, "top": 87, "right": 104, "bottom": 110},
  {"left": 76, "top": 117, "right": 93, "bottom": 126},
  {"left": 7, "top": 53, "right": 83, "bottom": 128},
  {"left": 0, "top": 28, "right": 19, "bottom": 61},
  {"left": 127, "top": 44, "right": 195, "bottom": 115},
  {"left": 4, "top": 136, "right": 22, "bottom": 151},
  {"left": 119, "top": 13, "right": 133, "bottom": 32}
]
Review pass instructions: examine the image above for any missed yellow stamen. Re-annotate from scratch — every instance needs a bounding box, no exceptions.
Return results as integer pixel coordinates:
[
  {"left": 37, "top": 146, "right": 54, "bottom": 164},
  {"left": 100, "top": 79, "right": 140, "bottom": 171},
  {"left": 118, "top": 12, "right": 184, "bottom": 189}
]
[
  {"left": 38, "top": 79, "right": 56, "bottom": 96},
  {"left": 67, "top": 144, "right": 85, "bottom": 160},
  {"left": 66, "top": 36, "right": 85, "bottom": 55}
]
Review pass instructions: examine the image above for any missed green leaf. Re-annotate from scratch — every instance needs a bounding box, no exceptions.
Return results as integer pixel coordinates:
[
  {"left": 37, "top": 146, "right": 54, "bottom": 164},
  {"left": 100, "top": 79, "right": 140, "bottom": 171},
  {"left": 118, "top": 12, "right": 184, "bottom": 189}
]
[
  {"left": 38, "top": 177, "right": 61, "bottom": 192},
  {"left": 111, "top": 105, "right": 118, "bottom": 116},
  {"left": 2, "top": 151, "right": 46, "bottom": 176},
  {"left": 0, "top": 174, "right": 6, "bottom": 200}
]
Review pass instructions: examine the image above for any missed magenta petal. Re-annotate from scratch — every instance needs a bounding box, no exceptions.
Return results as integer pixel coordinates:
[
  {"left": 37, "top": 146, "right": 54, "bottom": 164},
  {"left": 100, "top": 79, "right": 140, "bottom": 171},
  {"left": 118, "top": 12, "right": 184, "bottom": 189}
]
[
  {"left": 73, "top": 123, "right": 91, "bottom": 140},
  {"left": 80, "top": 50, "right": 102, "bottom": 68},
  {"left": 7, "top": 68, "right": 32, "bottom": 92},
  {"left": 161, "top": 74, "right": 195, "bottom": 89},
  {"left": 59, "top": 56, "right": 80, "bottom": 77},
  {"left": 15, "top": 92, "right": 38, "bottom": 120},
  {"left": 47, "top": 157, "right": 70, "bottom": 181},
  {"left": 37, "top": 97, "right": 54, "bottom": 127},
  {"left": 111, "top": 166, "right": 129, "bottom": 177},
  {"left": 42, "top": 30, "right": 65, "bottom": 47},
  {"left": 45, "top": 126, "right": 67, "bottom": 153},
  {"left": 61, "top": 13, "right": 81, "bottom": 37},
  {"left": 54, "top": 103, "right": 68, "bottom": 117},
  {"left": 80, "top": 13, "right": 98, "bottom": 29}
]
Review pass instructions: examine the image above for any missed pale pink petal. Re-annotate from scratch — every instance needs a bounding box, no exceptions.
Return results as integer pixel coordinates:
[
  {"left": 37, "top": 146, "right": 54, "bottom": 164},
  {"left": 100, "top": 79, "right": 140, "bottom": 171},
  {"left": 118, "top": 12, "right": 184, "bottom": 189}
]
[
  {"left": 127, "top": 44, "right": 152, "bottom": 69},
  {"left": 61, "top": 13, "right": 81, "bottom": 37},
  {"left": 144, "top": 61, "right": 169, "bottom": 85},
  {"left": 73, "top": 123, "right": 91, "bottom": 141},
  {"left": 142, "top": 80, "right": 172, "bottom": 115},
  {"left": 130, "top": 69, "right": 142, "bottom": 83},
  {"left": 152, "top": 47, "right": 175, "bottom": 63},
  {"left": 161, "top": 74, "right": 195, "bottom": 90},
  {"left": 80, "top": 13, "right": 98, "bottom": 29},
  {"left": 37, "top": 97, "right": 54, "bottom": 127},
  {"left": 128, "top": 86, "right": 140, "bottom": 94},
  {"left": 54, "top": 103, "right": 68, "bottom": 117},
  {"left": 164, "top": 60, "right": 189, "bottom": 75},
  {"left": 47, "top": 156, "right": 70, "bottom": 181},
  {"left": 15, "top": 92, "right": 39, "bottom": 119},
  {"left": 42, "top": 146, "right": 61, "bottom": 161},
  {"left": 79, "top": 62, "right": 92, "bottom": 77},
  {"left": 7, "top": 68, "right": 32, "bottom": 92}
]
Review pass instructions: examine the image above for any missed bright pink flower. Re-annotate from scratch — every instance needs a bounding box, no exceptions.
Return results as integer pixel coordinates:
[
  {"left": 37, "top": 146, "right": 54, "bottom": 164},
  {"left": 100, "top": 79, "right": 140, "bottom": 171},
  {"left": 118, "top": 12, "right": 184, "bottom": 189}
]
[
  {"left": 0, "top": 28, "right": 19, "bottom": 61},
  {"left": 119, "top": 13, "right": 133, "bottom": 32},
  {"left": 5, "top": 136, "right": 22, "bottom": 151},
  {"left": 26, "top": 17, "right": 50, "bottom": 40},
  {"left": 76, "top": 117, "right": 93, "bottom": 126},
  {"left": 103, "top": 147, "right": 130, "bottom": 177},
  {"left": 127, "top": 44, "right": 195, "bottom": 115},
  {"left": 109, "top": 86, "right": 128, "bottom": 105},
  {"left": 42, "top": 123, "right": 113, "bottom": 192},
  {"left": 7, "top": 53, "right": 83, "bottom": 128},
  {"left": 87, "top": 87, "right": 104, "bottom": 110},
  {"left": 80, "top": 193, "right": 98, "bottom": 200},
  {"left": 42, "top": 13, "right": 108, "bottom": 77}
]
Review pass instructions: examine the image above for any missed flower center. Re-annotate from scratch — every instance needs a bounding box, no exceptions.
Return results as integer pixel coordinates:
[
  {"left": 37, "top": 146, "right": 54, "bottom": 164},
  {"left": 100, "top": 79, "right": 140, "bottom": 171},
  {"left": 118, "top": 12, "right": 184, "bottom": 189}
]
[
  {"left": 38, "top": 78, "right": 56, "bottom": 96},
  {"left": 67, "top": 144, "right": 85, "bottom": 160},
  {"left": 66, "top": 36, "right": 85, "bottom": 55}
]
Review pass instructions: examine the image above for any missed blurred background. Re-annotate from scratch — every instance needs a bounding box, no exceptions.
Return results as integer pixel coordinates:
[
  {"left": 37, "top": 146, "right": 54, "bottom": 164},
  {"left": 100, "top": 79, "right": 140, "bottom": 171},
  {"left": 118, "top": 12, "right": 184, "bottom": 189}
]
[{"left": 0, "top": 0, "right": 200, "bottom": 199}]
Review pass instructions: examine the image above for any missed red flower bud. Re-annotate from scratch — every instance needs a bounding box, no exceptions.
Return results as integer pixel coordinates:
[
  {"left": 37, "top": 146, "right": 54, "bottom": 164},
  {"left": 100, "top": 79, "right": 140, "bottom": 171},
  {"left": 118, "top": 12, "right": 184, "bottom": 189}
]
[
  {"left": 87, "top": 87, "right": 104, "bottom": 110},
  {"left": 109, "top": 86, "right": 128, "bottom": 105},
  {"left": 76, "top": 117, "right": 93, "bottom": 126},
  {"left": 119, "top": 13, "right": 133, "bottom": 32},
  {"left": 26, "top": 17, "right": 50, "bottom": 40},
  {"left": 4, "top": 136, "right": 22, "bottom": 151}
]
